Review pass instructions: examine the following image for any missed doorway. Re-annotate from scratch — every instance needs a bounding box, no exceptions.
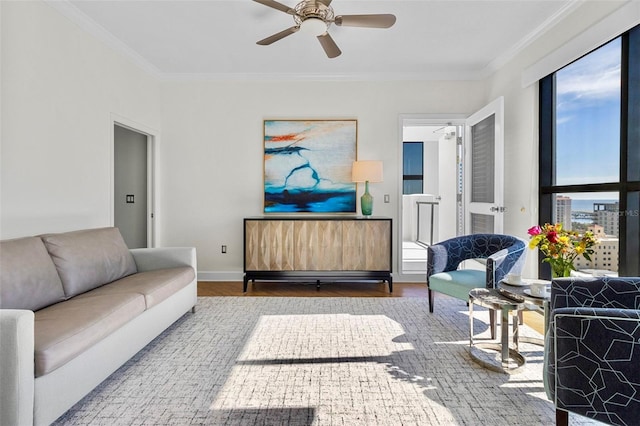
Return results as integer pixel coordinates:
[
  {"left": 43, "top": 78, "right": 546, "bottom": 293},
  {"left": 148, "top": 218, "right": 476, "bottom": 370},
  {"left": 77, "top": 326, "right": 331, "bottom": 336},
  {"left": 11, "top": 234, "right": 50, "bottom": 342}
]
[
  {"left": 399, "top": 116, "right": 465, "bottom": 276},
  {"left": 113, "top": 122, "right": 155, "bottom": 249},
  {"left": 398, "top": 100, "right": 505, "bottom": 279}
]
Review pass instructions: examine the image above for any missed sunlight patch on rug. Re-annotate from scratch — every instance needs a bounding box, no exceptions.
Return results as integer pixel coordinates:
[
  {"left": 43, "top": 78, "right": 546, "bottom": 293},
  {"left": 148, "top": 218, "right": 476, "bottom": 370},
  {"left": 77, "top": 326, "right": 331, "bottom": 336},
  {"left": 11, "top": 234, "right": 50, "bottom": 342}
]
[{"left": 209, "top": 313, "right": 440, "bottom": 424}]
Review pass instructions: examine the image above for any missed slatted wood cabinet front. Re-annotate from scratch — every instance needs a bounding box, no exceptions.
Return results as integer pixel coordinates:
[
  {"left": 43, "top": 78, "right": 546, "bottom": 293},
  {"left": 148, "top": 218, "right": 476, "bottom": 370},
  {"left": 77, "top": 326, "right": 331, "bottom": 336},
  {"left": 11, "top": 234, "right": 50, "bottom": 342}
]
[{"left": 243, "top": 217, "right": 392, "bottom": 291}]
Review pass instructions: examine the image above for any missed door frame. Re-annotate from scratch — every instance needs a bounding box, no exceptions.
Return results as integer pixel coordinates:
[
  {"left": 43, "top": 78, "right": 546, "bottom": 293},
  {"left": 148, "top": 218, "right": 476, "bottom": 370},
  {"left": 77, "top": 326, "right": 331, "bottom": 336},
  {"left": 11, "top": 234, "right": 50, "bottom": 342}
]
[
  {"left": 110, "top": 113, "right": 158, "bottom": 248},
  {"left": 396, "top": 114, "right": 466, "bottom": 282}
]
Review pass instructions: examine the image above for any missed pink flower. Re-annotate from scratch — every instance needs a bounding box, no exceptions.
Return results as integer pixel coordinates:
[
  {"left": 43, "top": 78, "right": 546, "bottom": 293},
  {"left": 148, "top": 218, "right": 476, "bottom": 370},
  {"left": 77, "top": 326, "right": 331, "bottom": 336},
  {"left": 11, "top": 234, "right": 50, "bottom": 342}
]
[{"left": 527, "top": 225, "right": 542, "bottom": 236}]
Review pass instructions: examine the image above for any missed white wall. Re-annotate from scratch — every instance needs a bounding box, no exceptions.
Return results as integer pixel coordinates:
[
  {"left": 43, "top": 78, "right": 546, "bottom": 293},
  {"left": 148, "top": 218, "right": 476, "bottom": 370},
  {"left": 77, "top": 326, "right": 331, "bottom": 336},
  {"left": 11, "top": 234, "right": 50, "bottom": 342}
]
[
  {"left": 2, "top": 0, "right": 630, "bottom": 281},
  {"left": 159, "top": 81, "right": 485, "bottom": 279},
  {"left": 1, "top": 1, "right": 160, "bottom": 238}
]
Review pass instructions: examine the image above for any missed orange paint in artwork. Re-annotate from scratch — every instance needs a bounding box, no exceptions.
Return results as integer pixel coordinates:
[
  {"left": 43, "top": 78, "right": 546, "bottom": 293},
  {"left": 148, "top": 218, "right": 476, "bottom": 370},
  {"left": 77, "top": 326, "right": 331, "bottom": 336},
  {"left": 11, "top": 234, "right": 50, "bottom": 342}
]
[{"left": 269, "top": 134, "right": 298, "bottom": 142}]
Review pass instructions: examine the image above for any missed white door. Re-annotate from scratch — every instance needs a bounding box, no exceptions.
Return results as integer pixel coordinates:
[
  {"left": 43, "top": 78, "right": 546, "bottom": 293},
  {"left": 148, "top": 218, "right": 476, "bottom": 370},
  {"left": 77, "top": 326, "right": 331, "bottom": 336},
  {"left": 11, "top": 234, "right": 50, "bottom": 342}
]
[{"left": 464, "top": 97, "right": 505, "bottom": 234}]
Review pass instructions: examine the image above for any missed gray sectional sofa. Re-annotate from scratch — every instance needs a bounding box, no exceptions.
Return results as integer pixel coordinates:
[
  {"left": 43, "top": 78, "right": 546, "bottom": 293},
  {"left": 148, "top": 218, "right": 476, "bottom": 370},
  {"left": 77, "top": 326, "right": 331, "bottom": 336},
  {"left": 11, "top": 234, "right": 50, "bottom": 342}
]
[{"left": 0, "top": 227, "right": 197, "bottom": 425}]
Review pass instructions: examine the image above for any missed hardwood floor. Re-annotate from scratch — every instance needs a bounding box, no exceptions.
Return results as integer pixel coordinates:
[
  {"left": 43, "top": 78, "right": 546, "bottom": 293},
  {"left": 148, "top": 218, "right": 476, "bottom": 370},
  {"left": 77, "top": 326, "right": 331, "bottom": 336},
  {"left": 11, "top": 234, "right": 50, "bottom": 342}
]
[
  {"left": 197, "top": 281, "right": 545, "bottom": 334},
  {"left": 198, "top": 281, "right": 426, "bottom": 297}
]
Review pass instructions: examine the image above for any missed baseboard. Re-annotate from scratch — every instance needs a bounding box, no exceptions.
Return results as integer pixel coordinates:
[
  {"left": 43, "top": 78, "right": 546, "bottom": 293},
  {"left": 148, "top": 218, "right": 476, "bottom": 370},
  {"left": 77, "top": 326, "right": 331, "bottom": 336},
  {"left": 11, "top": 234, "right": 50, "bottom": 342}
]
[{"left": 197, "top": 271, "right": 244, "bottom": 282}]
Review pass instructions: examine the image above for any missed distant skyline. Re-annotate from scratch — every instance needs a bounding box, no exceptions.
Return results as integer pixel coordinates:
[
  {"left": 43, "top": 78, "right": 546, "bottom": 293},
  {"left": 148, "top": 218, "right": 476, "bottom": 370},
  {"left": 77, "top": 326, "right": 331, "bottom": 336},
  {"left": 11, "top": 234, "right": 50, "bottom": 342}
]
[
  {"left": 570, "top": 198, "right": 618, "bottom": 211},
  {"left": 555, "top": 37, "right": 621, "bottom": 187},
  {"left": 558, "top": 192, "right": 618, "bottom": 201}
]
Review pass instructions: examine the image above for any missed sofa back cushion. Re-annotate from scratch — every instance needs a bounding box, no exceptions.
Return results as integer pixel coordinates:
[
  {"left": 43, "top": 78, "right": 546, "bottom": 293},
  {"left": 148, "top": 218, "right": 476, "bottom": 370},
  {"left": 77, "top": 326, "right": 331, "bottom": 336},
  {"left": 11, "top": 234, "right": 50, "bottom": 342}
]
[
  {"left": 41, "top": 227, "right": 137, "bottom": 298},
  {"left": 0, "top": 236, "right": 66, "bottom": 310}
]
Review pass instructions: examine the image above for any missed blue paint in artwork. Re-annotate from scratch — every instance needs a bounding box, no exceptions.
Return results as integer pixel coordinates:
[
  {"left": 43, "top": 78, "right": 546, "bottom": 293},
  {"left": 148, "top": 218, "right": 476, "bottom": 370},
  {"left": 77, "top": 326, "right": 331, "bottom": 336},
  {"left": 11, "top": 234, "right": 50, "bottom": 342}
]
[
  {"left": 264, "top": 190, "right": 356, "bottom": 213},
  {"left": 264, "top": 120, "right": 357, "bottom": 213},
  {"left": 264, "top": 146, "right": 309, "bottom": 155},
  {"left": 285, "top": 162, "right": 321, "bottom": 189},
  {"left": 308, "top": 194, "right": 357, "bottom": 213}
]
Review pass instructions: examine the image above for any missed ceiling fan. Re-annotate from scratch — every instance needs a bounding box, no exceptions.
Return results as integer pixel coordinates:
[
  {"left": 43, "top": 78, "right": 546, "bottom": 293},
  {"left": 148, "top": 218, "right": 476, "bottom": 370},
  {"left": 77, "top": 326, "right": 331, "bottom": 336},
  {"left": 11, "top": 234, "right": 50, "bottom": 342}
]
[{"left": 254, "top": 0, "right": 396, "bottom": 58}]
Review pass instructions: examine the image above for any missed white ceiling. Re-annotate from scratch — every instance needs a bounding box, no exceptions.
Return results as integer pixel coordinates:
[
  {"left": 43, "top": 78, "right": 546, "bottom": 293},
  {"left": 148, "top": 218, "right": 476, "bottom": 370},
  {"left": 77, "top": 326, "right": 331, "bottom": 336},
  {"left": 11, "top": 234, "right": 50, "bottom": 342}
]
[{"left": 50, "top": 0, "right": 580, "bottom": 80}]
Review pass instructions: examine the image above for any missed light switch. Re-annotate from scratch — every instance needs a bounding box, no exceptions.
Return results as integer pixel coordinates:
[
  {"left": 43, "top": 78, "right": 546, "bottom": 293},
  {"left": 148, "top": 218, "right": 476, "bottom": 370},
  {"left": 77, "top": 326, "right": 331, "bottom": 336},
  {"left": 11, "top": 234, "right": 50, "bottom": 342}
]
[{"left": 384, "top": 194, "right": 390, "bottom": 203}]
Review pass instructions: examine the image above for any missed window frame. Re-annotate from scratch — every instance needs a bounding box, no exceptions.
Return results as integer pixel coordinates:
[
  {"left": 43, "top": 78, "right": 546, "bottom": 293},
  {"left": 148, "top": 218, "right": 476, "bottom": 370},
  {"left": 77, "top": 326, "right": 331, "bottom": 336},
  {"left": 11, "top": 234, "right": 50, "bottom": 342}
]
[
  {"left": 538, "top": 24, "right": 640, "bottom": 278},
  {"left": 402, "top": 141, "right": 424, "bottom": 195}
]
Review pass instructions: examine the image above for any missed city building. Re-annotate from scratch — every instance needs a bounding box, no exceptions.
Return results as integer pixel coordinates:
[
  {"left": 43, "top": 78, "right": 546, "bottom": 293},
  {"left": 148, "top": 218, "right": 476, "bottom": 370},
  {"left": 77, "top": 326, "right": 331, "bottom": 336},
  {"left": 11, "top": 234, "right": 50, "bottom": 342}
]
[
  {"left": 555, "top": 196, "right": 572, "bottom": 230},
  {"left": 594, "top": 201, "right": 620, "bottom": 237},
  {"left": 574, "top": 225, "right": 619, "bottom": 273}
]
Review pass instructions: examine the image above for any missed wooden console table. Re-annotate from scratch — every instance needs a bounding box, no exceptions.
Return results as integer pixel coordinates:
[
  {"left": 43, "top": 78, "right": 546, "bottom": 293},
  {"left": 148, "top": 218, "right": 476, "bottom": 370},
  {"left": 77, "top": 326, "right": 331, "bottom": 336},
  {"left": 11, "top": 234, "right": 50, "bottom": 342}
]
[{"left": 243, "top": 217, "right": 392, "bottom": 292}]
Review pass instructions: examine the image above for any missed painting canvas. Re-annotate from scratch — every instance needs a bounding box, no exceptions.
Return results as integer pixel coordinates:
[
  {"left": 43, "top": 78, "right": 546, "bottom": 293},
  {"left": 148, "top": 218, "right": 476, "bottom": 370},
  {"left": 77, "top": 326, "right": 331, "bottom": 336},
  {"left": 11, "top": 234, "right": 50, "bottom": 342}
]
[{"left": 264, "top": 120, "right": 357, "bottom": 213}]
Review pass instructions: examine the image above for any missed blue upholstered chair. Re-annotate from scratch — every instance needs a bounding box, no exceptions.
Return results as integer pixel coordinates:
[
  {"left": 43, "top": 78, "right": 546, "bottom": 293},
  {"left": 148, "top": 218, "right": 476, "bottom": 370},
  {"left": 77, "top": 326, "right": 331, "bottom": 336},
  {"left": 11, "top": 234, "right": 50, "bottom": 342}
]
[
  {"left": 426, "top": 234, "right": 527, "bottom": 318},
  {"left": 545, "top": 276, "right": 640, "bottom": 426}
]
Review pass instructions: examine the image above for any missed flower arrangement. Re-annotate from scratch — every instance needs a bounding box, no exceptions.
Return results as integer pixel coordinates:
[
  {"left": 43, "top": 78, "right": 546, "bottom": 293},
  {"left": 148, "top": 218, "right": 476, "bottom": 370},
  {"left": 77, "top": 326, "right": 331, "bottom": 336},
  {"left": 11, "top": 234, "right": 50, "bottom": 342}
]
[{"left": 527, "top": 223, "right": 599, "bottom": 277}]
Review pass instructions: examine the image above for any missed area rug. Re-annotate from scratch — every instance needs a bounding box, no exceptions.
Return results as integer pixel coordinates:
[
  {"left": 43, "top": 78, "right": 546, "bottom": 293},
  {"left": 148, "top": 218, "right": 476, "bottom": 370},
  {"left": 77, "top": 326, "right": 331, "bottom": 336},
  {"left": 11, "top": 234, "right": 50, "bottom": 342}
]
[{"left": 53, "top": 296, "right": 598, "bottom": 425}]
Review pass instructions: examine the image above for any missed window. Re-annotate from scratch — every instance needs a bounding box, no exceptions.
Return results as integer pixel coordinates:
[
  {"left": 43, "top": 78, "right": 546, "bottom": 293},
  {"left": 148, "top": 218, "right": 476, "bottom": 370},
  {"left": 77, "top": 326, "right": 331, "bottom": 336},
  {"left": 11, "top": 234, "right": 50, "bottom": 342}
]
[
  {"left": 539, "top": 24, "right": 640, "bottom": 277},
  {"left": 403, "top": 142, "right": 424, "bottom": 194}
]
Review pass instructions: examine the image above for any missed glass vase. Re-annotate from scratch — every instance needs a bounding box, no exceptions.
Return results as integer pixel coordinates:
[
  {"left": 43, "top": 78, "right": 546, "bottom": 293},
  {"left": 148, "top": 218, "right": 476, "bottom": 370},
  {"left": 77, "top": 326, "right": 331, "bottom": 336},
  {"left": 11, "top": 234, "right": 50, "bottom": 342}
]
[
  {"left": 360, "top": 181, "right": 373, "bottom": 216},
  {"left": 551, "top": 262, "right": 573, "bottom": 278}
]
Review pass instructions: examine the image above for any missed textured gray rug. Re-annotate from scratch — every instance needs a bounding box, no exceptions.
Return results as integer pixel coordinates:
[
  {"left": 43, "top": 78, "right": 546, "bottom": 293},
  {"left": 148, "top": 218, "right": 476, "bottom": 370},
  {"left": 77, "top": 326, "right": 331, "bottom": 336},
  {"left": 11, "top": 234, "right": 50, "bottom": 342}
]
[{"left": 53, "top": 296, "right": 597, "bottom": 425}]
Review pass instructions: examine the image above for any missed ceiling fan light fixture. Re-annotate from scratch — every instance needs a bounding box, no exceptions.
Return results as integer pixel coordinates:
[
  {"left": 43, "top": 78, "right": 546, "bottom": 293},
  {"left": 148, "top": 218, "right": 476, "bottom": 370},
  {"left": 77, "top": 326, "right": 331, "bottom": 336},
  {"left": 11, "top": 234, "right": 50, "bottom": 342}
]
[
  {"left": 300, "top": 17, "right": 327, "bottom": 36},
  {"left": 254, "top": 0, "right": 395, "bottom": 58}
]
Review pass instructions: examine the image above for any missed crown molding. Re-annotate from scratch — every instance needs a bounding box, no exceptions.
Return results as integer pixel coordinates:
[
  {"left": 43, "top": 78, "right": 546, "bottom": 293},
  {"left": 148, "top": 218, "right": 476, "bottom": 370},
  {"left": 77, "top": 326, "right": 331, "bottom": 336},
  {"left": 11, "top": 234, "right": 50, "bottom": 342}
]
[
  {"left": 44, "top": 0, "right": 163, "bottom": 79},
  {"left": 42, "top": 0, "right": 485, "bottom": 83},
  {"left": 522, "top": 0, "right": 640, "bottom": 87},
  {"left": 158, "top": 69, "right": 484, "bottom": 82},
  {"left": 479, "top": 0, "right": 585, "bottom": 79},
  {"left": 44, "top": 0, "right": 582, "bottom": 84}
]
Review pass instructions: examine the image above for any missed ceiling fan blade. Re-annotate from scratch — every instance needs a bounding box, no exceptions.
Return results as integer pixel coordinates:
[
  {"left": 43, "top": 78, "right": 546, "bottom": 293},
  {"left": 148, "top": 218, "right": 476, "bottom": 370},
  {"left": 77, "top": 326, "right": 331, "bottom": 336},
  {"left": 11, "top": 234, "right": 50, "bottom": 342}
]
[
  {"left": 257, "top": 26, "right": 299, "bottom": 45},
  {"left": 253, "top": 0, "right": 296, "bottom": 15},
  {"left": 334, "top": 14, "right": 396, "bottom": 28},
  {"left": 318, "top": 0, "right": 333, "bottom": 6},
  {"left": 317, "top": 33, "right": 341, "bottom": 58}
]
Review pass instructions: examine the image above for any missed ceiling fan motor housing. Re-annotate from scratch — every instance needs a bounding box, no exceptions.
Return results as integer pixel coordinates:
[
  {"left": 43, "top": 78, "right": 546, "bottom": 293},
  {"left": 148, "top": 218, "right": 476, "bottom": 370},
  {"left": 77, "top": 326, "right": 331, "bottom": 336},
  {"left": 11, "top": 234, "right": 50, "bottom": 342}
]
[{"left": 293, "top": 0, "right": 335, "bottom": 30}]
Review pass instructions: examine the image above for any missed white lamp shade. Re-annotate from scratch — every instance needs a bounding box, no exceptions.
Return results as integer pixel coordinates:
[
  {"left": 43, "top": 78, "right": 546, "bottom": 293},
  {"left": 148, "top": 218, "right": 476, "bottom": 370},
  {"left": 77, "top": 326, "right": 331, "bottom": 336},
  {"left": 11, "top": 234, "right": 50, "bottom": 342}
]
[{"left": 352, "top": 160, "right": 383, "bottom": 183}]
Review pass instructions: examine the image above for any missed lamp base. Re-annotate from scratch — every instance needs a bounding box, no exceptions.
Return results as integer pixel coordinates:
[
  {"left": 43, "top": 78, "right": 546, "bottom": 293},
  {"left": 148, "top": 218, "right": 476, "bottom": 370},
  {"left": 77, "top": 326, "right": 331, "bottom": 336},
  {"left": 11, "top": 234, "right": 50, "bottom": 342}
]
[{"left": 361, "top": 181, "right": 373, "bottom": 216}]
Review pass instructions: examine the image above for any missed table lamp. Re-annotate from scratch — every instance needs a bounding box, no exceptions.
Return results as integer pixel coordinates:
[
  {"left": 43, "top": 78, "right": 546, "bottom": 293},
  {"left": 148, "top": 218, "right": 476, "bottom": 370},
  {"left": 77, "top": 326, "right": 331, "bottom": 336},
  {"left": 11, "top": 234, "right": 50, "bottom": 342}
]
[{"left": 352, "top": 160, "right": 383, "bottom": 216}]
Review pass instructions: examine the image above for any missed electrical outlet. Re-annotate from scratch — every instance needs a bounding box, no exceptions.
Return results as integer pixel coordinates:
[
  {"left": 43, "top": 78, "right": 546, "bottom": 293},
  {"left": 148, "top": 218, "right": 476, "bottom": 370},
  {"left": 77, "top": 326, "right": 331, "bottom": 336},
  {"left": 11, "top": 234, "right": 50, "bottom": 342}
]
[{"left": 221, "top": 245, "right": 227, "bottom": 254}]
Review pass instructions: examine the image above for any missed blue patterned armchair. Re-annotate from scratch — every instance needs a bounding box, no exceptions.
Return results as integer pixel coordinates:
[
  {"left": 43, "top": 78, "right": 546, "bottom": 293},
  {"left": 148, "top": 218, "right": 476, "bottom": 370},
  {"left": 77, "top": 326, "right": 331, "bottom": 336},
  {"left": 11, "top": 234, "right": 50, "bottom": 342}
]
[
  {"left": 426, "top": 234, "right": 527, "bottom": 317},
  {"left": 545, "top": 276, "right": 640, "bottom": 426}
]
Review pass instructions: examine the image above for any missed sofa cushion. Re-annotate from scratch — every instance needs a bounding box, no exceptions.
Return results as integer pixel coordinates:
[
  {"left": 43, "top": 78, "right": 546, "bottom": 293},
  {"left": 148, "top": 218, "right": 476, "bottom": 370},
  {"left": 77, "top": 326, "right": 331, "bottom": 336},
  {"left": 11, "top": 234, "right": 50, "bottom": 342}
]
[
  {"left": 41, "top": 227, "right": 137, "bottom": 298},
  {"left": 75, "top": 266, "right": 195, "bottom": 309},
  {"left": 0, "top": 237, "right": 66, "bottom": 311},
  {"left": 34, "top": 292, "right": 146, "bottom": 377}
]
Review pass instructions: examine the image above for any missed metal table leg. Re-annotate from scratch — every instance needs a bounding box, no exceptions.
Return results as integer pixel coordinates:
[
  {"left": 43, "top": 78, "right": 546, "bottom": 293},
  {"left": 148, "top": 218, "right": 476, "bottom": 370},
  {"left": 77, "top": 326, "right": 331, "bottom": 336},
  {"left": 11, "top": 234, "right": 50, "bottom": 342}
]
[
  {"left": 468, "top": 289, "right": 526, "bottom": 374},
  {"left": 501, "top": 306, "right": 509, "bottom": 366}
]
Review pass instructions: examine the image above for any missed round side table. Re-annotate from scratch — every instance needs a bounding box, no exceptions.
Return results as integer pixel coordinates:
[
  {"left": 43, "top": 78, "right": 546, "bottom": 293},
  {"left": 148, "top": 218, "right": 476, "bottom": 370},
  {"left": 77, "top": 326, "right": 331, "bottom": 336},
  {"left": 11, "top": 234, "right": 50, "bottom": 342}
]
[
  {"left": 468, "top": 288, "right": 526, "bottom": 374},
  {"left": 499, "top": 279, "right": 551, "bottom": 346}
]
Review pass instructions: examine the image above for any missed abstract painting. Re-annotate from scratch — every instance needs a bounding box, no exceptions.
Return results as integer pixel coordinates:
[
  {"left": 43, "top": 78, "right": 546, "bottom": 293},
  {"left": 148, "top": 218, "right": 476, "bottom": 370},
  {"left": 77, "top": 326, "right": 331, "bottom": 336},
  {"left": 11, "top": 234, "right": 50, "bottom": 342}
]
[{"left": 264, "top": 119, "right": 357, "bottom": 213}]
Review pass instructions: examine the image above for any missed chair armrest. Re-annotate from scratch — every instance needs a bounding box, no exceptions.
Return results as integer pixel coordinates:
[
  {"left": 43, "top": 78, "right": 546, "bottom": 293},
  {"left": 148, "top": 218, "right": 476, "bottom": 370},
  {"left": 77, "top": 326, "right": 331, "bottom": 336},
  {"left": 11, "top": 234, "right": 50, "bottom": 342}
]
[
  {"left": 487, "top": 243, "right": 526, "bottom": 287},
  {"left": 130, "top": 247, "right": 197, "bottom": 273},
  {"left": 545, "top": 307, "right": 640, "bottom": 424},
  {"left": 427, "top": 244, "right": 453, "bottom": 276},
  {"left": 0, "top": 309, "right": 35, "bottom": 426}
]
